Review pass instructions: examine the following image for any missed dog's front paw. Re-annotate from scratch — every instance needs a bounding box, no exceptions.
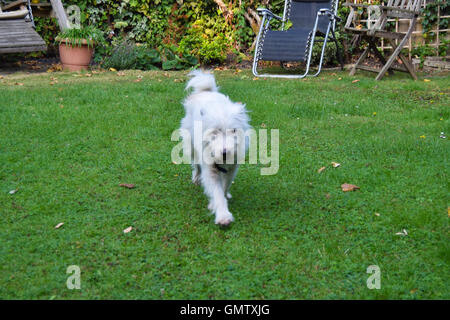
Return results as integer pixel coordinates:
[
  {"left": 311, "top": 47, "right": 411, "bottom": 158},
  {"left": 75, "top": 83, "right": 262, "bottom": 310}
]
[{"left": 215, "top": 212, "right": 234, "bottom": 227}]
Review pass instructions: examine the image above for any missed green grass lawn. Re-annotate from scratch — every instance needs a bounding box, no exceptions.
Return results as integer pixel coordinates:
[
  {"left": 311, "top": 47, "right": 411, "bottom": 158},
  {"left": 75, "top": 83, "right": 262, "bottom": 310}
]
[{"left": 0, "top": 69, "right": 448, "bottom": 299}]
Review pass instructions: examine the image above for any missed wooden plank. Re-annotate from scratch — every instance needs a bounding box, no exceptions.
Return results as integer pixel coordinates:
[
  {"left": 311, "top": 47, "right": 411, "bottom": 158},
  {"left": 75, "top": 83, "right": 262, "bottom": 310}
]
[
  {"left": 0, "top": 45, "right": 46, "bottom": 53},
  {"left": 0, "top": 36, "right": 45, "bottom": 44},
  {"left": 371, "top": 31, "right": 406, "bottom": 39},
  {"left": 0, "top": 9, "right": 29, "bottom": 19},
  {"left": 356, "top": 65, "right": 380, "bottom": 73},
  {"left": 0, "top": 18, "right": 47, "bottom": 53},
  {"left": 0, "top": 36, "right": 44, "bottom": 43},
  {"left": 50, "top": 0, "right": 69, "bottom": 31},
  {"left": 1, "top": 0, "right": 27, "bottom": 11},
  {"left": 0, "top": 40, "right": 46, "bottom": 47}
]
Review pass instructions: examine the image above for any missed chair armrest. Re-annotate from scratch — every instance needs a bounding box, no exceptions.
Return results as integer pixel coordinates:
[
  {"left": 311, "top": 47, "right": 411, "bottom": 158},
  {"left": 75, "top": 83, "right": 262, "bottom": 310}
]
[
  {"left": 343, "top": 3, "right": 418, "bottom": 15},
  {"left": 319, "top": 8, "right": 342, "bottom": 22},
  {"left": 378, "top": 5, "right": 420, "bottom": 15},
  {"left": 343, "top": 3, "right": 369, "bottom": 8},
  {"left": 257, "top": 8, "right": 283, "bottom": 21}
]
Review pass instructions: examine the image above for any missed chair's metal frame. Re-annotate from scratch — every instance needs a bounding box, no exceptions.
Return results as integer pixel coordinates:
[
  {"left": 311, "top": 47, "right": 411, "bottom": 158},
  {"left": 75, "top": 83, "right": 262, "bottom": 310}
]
[{"left": 252, "top": 0, "right": 342, "bottom": 78}]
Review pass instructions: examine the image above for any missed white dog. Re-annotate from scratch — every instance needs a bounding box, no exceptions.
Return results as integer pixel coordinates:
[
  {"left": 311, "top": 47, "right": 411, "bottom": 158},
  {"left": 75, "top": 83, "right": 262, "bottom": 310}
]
[{"left": 180, "top": 70, "right": 250, "bottom": 226}]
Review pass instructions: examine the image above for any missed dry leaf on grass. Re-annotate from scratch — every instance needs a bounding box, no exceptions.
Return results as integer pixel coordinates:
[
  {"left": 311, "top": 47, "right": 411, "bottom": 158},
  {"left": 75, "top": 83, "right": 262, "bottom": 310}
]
[
  {"left": 15, "top": 82, "right": 24, "bottom": 86},
  {"left": 9, "top": 189, "right": 18, "bottom": 195},
  {"left": 332, "top": 162, "right": 341, "bottom": 168},
  {"left": 119, "top": 183, "right": 136, "bottom": 189},
  {"left": 55, "top": 222, "right": 64, "bottom": 229},
  {"left": 341, "top": 183, "right": 360, "bottom": 192},
  {"left": 109, "top": 68, "right": 117, "bottom": 72},
  {"left": 375, "top": 212, "right": 381, "bottom": 216},
  {"left": 423, "top": 79, "right": 431, "bottom": 82},
  {"left": 352, "top": 79, "right": 360, "bottom": 83},
  {"left": 123, "top": 226, "right": 133, "bottom": 233},
  {"left": 318, "top": 166, "right": 326, "bottom": 173}
]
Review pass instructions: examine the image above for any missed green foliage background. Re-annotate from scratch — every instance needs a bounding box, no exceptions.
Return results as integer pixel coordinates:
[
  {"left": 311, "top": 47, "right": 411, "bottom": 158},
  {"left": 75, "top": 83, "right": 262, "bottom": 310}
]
[
  {"left": 33, "top": 0, "right": 448, "bottom": 67},
  {"left": 35, "top": 0, "right": 294, "bottom": 65}
]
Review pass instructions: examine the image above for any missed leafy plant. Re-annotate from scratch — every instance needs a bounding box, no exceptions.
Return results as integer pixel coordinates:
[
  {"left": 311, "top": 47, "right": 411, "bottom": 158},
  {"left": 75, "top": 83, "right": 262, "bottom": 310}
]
[
  {"left": 102, "top": 40, "right": 160, "bottom": 70},
  {"left": 101, "top": 39, "right": 198, "bottom": 71},
  {"left": 56, "top": 26, "right": 104, "bottom": 48},
  {"left": 421, "top": 0, "right": 449, "bottom": 37}
]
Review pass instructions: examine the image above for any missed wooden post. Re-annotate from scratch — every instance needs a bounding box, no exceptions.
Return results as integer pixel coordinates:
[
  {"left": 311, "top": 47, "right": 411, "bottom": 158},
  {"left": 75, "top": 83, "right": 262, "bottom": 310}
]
[{"left": 50, "top": 0, "right": 70, "bottom": 31}]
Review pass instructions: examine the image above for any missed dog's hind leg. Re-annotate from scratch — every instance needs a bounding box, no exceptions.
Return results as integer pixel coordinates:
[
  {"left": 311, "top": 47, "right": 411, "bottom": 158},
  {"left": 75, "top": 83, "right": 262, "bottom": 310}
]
[{"left": 222, "top": 165, "right": 239, "bottom": 199}]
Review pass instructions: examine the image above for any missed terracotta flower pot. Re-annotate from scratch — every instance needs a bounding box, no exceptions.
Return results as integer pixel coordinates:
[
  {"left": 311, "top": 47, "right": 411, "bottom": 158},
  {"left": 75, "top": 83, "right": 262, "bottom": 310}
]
[{"left": 58, "top": 38, "right": 94, "bottom": 71}]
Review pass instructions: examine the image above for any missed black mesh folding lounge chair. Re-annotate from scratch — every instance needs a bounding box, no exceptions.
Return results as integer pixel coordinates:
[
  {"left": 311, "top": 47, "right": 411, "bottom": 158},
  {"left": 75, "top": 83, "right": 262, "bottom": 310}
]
[{"left": 253, "top": 0, "right": 342, "bottom": 78}]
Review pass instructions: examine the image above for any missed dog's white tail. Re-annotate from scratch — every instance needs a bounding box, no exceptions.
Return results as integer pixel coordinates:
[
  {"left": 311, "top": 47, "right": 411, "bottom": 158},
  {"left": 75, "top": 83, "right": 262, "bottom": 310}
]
[{"left": 186, "top": 70, "right": 218, "bottom": 93}]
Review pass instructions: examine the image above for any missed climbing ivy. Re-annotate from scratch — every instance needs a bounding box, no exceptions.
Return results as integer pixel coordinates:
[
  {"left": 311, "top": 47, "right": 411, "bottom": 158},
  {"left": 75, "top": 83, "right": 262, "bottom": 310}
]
[{"left": 421, "top": 0, "right": 449, "bottom": 37}]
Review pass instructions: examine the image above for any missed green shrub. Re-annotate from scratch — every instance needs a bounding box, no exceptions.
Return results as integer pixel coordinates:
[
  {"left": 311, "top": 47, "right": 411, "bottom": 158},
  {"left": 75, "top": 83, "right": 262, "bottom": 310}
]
[{"left": 101, "top": 39, "right": 198, "bottom": 71}]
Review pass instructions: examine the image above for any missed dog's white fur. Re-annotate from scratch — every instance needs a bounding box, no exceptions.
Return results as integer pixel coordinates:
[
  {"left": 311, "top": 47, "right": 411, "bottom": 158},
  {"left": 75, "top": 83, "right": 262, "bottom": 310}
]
[{"left": 181, "top": 70, "right": 250, "bottom": 226}]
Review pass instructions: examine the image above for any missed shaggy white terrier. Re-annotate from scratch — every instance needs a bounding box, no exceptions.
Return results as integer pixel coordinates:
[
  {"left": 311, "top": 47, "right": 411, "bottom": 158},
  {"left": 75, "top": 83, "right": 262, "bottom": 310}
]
[{"left": 180, "top": 70, "right": 250, "bottom": 226}]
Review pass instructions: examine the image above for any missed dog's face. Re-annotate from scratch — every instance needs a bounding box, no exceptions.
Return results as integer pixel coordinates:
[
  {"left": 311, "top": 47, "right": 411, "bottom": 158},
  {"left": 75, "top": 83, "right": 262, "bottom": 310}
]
[{"left": 201, "top": 102, "right": 249, "bottom": 164}]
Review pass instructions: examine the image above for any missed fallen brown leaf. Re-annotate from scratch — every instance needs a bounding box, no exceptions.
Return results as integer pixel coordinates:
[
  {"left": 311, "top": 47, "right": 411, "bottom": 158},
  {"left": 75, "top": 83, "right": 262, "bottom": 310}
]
[
  {"left": 352, "top": 79, "right": 360, "bottom": 83},
  {"left": 318, "top": 166, "right": 326, "bottom": 173},
  {"left": 119, "top": 183, "right": 136, "bottom": 189},
  {"left": 341, "top": 183, "right": 360, "bottom": 192},
  {"left": 15, "top": 82, "right": 24, "bottom": 86}
]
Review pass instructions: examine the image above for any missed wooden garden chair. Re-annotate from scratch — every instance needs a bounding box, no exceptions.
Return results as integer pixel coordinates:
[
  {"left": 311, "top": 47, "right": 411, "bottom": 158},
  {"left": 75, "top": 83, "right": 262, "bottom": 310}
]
[{"left": 344, "top": 0, "right": 423, "bottom": 80}]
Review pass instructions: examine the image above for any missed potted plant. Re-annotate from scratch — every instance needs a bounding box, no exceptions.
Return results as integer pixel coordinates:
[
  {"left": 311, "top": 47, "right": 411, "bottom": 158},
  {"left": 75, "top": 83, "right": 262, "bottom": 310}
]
[{"left": 56, "top": 26, "right": 103, "bottom": 71}]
